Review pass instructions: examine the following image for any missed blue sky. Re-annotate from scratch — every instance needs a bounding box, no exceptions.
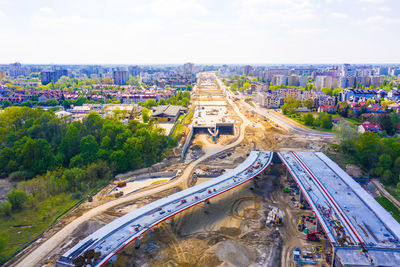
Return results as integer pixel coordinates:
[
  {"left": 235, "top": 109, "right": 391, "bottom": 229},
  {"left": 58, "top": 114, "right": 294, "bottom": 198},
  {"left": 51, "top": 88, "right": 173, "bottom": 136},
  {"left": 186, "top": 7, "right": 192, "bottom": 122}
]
[{"left": 0, "top": 0, "right": 399, "bottom": 64}]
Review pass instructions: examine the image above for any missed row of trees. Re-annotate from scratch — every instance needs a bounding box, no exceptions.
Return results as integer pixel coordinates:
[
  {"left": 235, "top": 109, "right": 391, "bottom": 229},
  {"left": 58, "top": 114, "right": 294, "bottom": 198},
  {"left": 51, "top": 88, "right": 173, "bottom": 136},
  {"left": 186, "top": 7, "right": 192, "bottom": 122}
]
[
  {"left": 301, "top": 113, "right": 333, "bottom": 129},
  {"left": 140, "top": 91, "right": 191, "bottom": 109},
  {"left": 229, "top": 75, "right": 252, "bottom": 92}
]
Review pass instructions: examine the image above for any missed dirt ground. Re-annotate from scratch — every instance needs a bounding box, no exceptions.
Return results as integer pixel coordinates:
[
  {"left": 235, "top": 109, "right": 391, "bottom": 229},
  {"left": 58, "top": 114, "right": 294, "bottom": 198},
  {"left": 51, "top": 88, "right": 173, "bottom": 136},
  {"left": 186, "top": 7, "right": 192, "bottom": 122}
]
[{"left": 101, "top": 165, "right": 332, "bottom": 267}]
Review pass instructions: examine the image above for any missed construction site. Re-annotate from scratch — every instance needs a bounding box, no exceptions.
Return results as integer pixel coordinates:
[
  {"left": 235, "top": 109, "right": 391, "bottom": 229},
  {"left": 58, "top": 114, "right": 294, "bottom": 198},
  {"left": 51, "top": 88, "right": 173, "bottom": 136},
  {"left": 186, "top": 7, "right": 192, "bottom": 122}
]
[{"left": 9, "top": 72, "right": 399, "bottom": 267}]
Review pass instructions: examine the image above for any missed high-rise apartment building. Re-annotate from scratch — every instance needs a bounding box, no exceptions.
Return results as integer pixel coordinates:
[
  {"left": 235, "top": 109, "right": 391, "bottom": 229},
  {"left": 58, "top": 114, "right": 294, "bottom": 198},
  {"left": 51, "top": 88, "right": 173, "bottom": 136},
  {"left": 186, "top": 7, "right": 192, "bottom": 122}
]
[
  {"left": 287, "top": 75, "right": 300, "bottom": 86},
  {"left": 40, "top": 69, "right": 68, "bottom": 85},
  {"left": 113, "top": 70, "right": 129, "bottom": 85},
  {"left": 243, "top": 65, "right": 253, "bottom": 76},
  {"left": 8, "top": 62, "right": 23, "bottom": 77},
  {"left": 0, "top": 71, "right": 5, "bottom": 80},
  {"left": 183, "top": 63, "right": 194, "bottom": 75}
]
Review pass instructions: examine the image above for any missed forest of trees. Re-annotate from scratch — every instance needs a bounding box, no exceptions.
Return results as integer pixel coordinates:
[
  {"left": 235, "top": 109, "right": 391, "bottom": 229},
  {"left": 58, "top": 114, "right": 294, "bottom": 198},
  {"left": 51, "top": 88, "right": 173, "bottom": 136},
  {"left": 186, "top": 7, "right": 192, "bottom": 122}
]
[{"left": 0, "top": 107, "right": 170, "bottom": 216}]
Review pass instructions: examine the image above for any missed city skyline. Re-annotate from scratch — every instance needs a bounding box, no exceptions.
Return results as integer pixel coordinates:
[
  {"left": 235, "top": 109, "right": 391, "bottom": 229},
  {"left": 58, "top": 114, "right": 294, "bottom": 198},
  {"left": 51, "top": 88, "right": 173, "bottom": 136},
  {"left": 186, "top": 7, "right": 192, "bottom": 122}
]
[{"left": 0, "top": 0, "right": 399, "bottom": 64}]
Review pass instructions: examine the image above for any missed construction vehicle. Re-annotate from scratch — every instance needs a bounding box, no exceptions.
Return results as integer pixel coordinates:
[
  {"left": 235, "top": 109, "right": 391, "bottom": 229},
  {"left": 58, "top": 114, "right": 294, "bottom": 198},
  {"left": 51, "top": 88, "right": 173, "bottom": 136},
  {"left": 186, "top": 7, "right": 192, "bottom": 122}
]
[
  {"left": 282, "top": 187, "right": 291, "bottom": 193},
  {"left": 293, "top": 247, "right": 301, "bottom": 261},
  {"left": 307, "top": 231, "right": 320, "bottom": 241},
  {"left": 117, "top": 181, "right": 126, "bottom": 187}
]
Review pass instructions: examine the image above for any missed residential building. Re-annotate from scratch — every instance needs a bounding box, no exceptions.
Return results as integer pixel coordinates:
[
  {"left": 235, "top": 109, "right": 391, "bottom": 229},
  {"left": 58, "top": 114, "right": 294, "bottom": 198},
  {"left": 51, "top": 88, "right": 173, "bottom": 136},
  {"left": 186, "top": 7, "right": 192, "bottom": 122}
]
[
  {"left": 8, "top": 62, "right": 23, "bottom": 77},
  {"left": 387, "top": 90, "right": 400, "bottom": 101},
  {"left": 257, "top": 92, "right": 282, "bottom": 108},
  {"left": 299, "top": 76, "right": 307, "bottom": 88},
  {"left": 287, "top": 75, "right": 300, "bottom": 86},
  {"left": 113, "top": 70, "right": 129, "bottom": 85},
  {"left": 315, "top": 95, "right": 335, "bottom": 107},
  {"left": 358, "top": 121, "right": 381, "bottom": 134},
  {"left": 318, "top": 105, "right": 336, "bottom": 113},
  {"left": 0, "top": 71, "right": 5, "bottom": 80},
  {"left": 183, "top": 63, "right": 194, "bottom": 75},
  {"left": 243, "top": 65, "right": 253, "bottom": 76},
  {"left": 339, "top": 89, "right": 386, "bottom": 102},
  {"left": 41, "top": 69, "right": 68, "bottom": 85}
]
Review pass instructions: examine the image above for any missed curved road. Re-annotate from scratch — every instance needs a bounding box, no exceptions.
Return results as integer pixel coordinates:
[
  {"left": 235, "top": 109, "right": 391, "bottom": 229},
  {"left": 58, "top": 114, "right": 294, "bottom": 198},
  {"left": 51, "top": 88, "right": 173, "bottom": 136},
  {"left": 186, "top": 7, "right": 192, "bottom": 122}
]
[{"left": 14, "top": 74, "right": 252, "bottom": 267}]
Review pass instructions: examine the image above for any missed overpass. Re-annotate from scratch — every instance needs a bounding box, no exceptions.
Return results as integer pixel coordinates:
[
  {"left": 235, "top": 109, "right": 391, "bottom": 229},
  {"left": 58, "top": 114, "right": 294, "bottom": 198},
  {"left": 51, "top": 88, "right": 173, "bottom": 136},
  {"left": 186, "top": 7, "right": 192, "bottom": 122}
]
[
  {"left": 278, "top": 151, "right": 400, "bottom": 266},
  {"left": 56, "top": 151, "right": 273, "bottom": 267}
]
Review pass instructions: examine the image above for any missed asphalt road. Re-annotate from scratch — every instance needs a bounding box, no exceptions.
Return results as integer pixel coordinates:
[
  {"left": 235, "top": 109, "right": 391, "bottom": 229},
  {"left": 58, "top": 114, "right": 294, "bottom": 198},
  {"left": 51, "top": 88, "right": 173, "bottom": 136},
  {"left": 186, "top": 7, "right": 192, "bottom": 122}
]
[{"left": 218, "top": 81, "right": 334, "bottom": 137}]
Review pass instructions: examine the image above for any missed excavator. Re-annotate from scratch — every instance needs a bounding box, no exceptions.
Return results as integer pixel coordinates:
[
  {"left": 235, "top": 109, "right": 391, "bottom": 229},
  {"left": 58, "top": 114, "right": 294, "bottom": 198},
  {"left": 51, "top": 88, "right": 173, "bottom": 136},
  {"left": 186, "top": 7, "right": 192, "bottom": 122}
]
[{"left": 306, "top": 231, "right": 320, "bottom": 241}]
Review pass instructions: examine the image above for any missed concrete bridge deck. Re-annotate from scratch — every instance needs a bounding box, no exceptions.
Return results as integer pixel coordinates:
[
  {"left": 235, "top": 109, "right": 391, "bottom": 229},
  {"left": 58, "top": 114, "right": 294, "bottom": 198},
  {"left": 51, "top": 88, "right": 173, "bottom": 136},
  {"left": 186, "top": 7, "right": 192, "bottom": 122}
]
[
  {"left": 56, "top": 151, "right": 273, "bottom": 267},
  {"left": 278, "top": 151, "right": 400, "bottom": 266}
]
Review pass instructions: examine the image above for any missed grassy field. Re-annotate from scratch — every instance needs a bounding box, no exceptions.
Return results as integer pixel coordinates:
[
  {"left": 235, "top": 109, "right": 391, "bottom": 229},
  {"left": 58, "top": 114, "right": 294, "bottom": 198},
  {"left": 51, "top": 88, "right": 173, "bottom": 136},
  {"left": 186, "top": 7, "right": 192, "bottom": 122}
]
[
  {"left": 375, "top": 196, "right": 400, "bottom": 223},
  {"left": 170, "top": 123, "right": 185, "bottom": 139},
  {"left": 0, "top": 193, "right": 77, "bottom": 262},
  {"left": 285, "top": 113, "right": 333, "bottom": 132},
  {"left": 182, "top": 109, "right": 194, "bottom": 124}
]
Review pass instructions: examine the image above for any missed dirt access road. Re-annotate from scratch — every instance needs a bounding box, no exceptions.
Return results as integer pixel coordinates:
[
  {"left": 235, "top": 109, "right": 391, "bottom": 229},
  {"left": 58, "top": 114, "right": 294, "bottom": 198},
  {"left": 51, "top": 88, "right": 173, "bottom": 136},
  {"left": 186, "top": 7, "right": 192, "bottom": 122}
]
[{"left": 14, "top": 73, "right": 253, "bottom": 267}]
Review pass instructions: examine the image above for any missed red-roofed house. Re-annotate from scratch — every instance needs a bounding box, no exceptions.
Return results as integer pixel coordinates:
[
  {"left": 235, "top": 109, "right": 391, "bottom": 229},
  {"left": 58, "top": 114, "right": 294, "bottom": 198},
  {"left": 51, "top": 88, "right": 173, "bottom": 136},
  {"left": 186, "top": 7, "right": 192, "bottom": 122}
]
[
  {"left": 358, "top": 121, "right": 381, "bottom": 134},
  {"left": 318, "top": 105, "right": 336, "bottom": 113}
]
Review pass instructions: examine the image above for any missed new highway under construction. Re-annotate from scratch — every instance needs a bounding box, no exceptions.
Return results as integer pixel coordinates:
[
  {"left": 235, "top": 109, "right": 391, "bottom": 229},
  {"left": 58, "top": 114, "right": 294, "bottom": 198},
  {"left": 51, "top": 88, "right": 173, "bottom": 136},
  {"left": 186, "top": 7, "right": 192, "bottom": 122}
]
[{"left": 10, "top": 73, "right": 400, "bottom": 267}]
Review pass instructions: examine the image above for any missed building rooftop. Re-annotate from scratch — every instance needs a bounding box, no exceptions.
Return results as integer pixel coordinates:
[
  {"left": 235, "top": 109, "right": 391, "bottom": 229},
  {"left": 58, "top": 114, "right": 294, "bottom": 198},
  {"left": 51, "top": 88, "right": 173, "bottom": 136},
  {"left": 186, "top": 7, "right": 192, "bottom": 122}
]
[{"left": 152, "top": 105, "right": 186, "bottom": 118}]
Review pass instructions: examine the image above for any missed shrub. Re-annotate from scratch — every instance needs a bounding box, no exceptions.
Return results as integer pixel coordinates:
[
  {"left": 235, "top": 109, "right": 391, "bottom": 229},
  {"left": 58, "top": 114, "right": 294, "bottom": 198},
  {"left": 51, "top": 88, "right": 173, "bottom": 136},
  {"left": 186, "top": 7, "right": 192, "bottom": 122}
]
[
  {"left": 0, "top": 201, "right": 12, "bottom": 216},
  {"left": 7, "top": 189, "right": 28, "bottom": 210}
]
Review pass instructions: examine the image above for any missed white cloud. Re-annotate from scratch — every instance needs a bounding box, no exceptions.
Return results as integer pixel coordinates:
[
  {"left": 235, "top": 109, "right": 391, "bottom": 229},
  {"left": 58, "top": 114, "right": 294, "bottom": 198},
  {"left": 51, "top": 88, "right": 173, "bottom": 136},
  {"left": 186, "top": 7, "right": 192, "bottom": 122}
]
[
  {"left": 131, "top": 0, "right": 209, "bottom": 18},
  {"left": 367, "top": 25, "right": 384, "bottom": 32},
  {"left": 379, "top": 6, "right": 391, "bottom": 12},
  {"left": 365, "top": 15, "right": 400, "bottom": 24},
  {"left": 237, "top": 0, "right": 318, "bottom": 26},
  {"left": 358, "top": 0, "right": 384, "bottom": 3},
  {"left": 0, "top": 9, "right": 5, "bottom": 17},
  {"left": 326, "top": 0, "right": 344, "bottom": 3},
  {"left": 329, "top": 12, "right": 348, "bottom": 19},
  {"left": 39, "top": 7, "right": 53, "bottom": 14}
]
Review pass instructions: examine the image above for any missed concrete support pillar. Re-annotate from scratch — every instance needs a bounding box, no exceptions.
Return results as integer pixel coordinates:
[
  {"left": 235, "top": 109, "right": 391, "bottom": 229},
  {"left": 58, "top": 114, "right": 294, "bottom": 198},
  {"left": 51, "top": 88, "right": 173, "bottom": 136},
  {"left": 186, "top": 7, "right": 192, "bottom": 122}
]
[
  {"left": 204, "top": 200, "right": 210, "bottom": 214},
  {"left": 252, "top": 178, "right": 258, "bottom": 189},
  {"left": 299, "top": 191, "right": 304, "bottom": 203},
  {"left": 286, "top": 169, "right": 290, "bottom": 181},
  {"left": 316, "top": 219, "right": 322, "bottom": 232},
  {"left": 135, "top": 238, "right": 141, "bottom": 249}
]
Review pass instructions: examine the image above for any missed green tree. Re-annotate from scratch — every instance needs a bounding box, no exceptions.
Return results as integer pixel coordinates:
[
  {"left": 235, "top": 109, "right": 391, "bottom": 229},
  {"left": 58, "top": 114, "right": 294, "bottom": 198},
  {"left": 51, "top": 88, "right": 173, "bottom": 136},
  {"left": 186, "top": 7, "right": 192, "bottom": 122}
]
[
  {"left": 158, "top": 98, "right": 167, "bottom": 105},
  {"left": 141, "top": 107, "right": 151, "bottom": 123},
  {"left": 281, "top": 97, "right": 300, "bottom": 115},
  {"left": 355, "top": 132, "right": 381, "bottom": 170},
  {"left": 320, "top": 114, "right": 333, "bottom": 129},
  {"left": 302, "top": 113, "right": 314, "bottom": 126},
  {"left": 7, "top": 189, "right": 28, "bottom": 210},
  {"left": 382, "top": 169, "right": 394, "bottom": 184},
  {"left": 332, "top": 88, "right": 343, "bottom": 97},
  {"left": 21, "top": 138, "right": 54, "bottom": 175},
  {"left": 110, "top": 150, "right": 129, "bottom": 172},
  {"left": 378, "top": 154, "right": 392, "bottom": 170},
  {"left": 379, "top": 115, "right": 394, "bottom": 135},
  {"left": 80, "top": 135, "right": 99, "bottom": 163},
  {"left": 143, "top": 99, "right": 156, "bottom": 109},
  {"left": 321, "top": 87, "right": 332, "bottom": 96}
]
